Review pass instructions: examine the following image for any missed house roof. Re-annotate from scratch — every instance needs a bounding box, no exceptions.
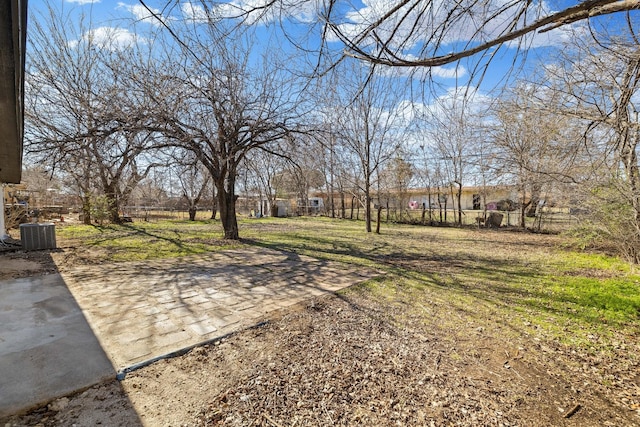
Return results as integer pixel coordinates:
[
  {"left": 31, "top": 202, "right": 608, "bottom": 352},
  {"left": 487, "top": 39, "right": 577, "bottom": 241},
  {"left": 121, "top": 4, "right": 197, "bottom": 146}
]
[{"left": 0, "top": 0, "right": 27, "bottom": 184}]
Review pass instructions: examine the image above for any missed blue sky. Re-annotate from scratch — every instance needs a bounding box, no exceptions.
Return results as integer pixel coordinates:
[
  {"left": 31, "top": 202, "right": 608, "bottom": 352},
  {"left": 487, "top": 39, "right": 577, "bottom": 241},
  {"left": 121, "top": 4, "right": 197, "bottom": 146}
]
[
  {"left": 28, "top": 0, "right": 583, "bottom": 91},
  {"left": 23, "top": 0, "right": 640, "bottom": 195},
  {"left": 26, "top": 0, "right": 635, "bottom": 152}
]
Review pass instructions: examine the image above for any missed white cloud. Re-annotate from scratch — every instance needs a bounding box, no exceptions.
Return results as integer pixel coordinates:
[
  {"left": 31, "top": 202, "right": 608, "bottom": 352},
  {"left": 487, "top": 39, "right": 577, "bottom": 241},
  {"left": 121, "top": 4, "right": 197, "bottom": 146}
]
[
  {"left": 431, "top": 66, "right": 466, "bottom": 79},
  {"left": 117, "top": 2, "right": 167, "bottom": 26},
  {"left": 399, "top": 86, "right": 495, "bottom": 151},
  {"left": 66, "top": 0, "right": 100, "bottom": 4},
  {"left": 375, "top": 54, "right": 468, "bottom": 80},
  {"left": 181, "top": 3, "right": 211, "bottom": 23},
  {"left": 332, "top": 1, "right": 579, "bottom": 58},
  {"left": 210, "top": 0, "right": 320, "bottom": 25},
  {"left": 214, "top": 1, "right": 279, "bottom": 25},
  {"left": 70, "top": 26, "right": 145, "bottom": 51},
  {"left": 413, "top": 87, "right": 494, "bottom": 130}
]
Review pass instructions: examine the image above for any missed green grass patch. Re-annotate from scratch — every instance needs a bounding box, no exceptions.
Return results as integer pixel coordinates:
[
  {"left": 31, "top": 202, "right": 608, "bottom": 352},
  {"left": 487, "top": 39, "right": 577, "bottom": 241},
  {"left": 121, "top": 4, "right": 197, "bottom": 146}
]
[
  {"left": 57, "top": 220, "right": 238, "bottom": 261},
  {"left": 551, "top": 251, "right": 631, "bottom": 273},
  {"left": 240, "top": 217, "right": 640, "bottom": 348},
  {"left": 546, "top": 276, "right": 640, "bottom": 323},
  {"left": 56, "top": 216, "right": 640, "bottom": 352}
]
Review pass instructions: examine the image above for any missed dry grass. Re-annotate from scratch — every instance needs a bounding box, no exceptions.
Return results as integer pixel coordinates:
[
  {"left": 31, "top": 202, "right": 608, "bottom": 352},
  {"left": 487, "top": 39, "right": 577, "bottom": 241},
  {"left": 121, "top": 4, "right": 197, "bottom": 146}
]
[{"left": 3, "top": 216, "right": 639, "bottom": 426}]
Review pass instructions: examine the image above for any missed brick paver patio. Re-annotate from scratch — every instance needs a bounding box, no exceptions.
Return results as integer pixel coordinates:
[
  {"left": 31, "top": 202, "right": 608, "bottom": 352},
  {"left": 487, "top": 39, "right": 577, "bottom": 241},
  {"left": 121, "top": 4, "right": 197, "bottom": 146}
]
[{"left": 61, "top": 246, "right": 379, "bottom": 374}]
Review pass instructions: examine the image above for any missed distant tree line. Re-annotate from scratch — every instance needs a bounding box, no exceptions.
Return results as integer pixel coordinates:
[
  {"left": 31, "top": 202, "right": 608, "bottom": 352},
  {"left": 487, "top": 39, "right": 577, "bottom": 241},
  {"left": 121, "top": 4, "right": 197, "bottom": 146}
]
[{"left": 23, "top": 1, "right": 640, "bottom": 262}]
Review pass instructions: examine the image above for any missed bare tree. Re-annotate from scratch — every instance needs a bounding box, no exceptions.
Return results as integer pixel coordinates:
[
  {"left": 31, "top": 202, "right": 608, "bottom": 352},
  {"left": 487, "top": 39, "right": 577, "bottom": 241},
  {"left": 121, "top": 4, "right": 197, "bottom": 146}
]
[
  {"left": 135, "top": 16, "right": 305, "bottom": 239},
  {"left": 173, "top": 151, "right": 211, "bottom": 221},
  {"left": 321, "top": 0, "right": 640, "bottom": 70},
  {"left": 468, "top": 123, "right": 501, "bottom": 224},
  {"left": 491, "top": 81, "right": 581, "bottom": 229},
  {"left": 242, "top": 149, "right": 287, "bottom": 217},
  {"left": 538, "top": 31, "right": 640, "bottom": 259},
  {"left": 323, "top": 139, "right": 354, "bottom": 219},
  {"left": 26, "top": 4, "right": 160, "bottom": 224},
  {"left": 377, "top": 156, "right": 413, "bottom": 222},
  {"left": 332, "top": 61, "right": 406, "bottom": 232},
  {"left": 130, "top": 169, "right": 171, "bottom": 219},
  {"left": 415, "top": 90, "right": 486, "bottom": 225},
  {"left": 312, "top": 76, "right": 353, "bottom": 219},
  {"left": 161, "top": 1, "right": 640, "bottom": 75},
  {"left": 493, "top": 94, "right": 547, "bottom": 228}
]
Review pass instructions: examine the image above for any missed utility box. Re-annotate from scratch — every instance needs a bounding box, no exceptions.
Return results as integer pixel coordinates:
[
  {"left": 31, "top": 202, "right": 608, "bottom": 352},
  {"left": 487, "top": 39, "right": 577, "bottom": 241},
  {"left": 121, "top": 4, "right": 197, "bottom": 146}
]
[
  {"left": 20, "top": 223, "right": 57, "bottom": 250},
  {"left": 486, "top": 212, "right": 504, "bottom": 228}
]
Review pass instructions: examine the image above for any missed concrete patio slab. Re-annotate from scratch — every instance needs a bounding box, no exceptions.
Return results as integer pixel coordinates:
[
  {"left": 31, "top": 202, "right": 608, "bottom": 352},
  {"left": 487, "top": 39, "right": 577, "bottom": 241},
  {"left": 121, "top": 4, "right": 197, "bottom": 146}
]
[
  {"left": 0, "top": 246, "right": 378, "bottom": 418},
  {"left": 0, "top": 274, "right": 114, "bottom": 418}
]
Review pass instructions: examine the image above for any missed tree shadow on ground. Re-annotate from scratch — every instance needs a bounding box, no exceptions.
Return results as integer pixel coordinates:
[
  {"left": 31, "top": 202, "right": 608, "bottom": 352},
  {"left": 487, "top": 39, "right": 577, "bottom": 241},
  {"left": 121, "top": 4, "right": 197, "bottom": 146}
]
[
  {"left": 242, "top": 233, "right": 638, "bottom": 330},
  {"left": 0, "top": 253, "right": 143, "bottom": 426}
]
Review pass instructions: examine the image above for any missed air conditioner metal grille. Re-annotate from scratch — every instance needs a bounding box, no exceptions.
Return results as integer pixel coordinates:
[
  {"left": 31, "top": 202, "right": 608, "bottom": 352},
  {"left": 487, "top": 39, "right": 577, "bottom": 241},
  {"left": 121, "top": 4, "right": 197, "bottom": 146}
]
[{"left": 20, "top": 223, "right": 57, "bottom": 250}]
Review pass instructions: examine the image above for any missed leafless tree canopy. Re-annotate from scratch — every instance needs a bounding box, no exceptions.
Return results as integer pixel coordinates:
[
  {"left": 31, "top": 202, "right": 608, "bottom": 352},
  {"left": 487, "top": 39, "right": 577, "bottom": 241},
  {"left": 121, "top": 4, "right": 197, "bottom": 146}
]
[
  {"left": 321, "top": 0, "right": 640, "bottom": 67},
  {"left": 22, "top": 0, "right": 640, "bottom": 256},
  {"left": 26, "top": 5, "right": 162, "bottom": 224},
  {"left": 143, "top": 1, "right": 640, "bottom": 69}
]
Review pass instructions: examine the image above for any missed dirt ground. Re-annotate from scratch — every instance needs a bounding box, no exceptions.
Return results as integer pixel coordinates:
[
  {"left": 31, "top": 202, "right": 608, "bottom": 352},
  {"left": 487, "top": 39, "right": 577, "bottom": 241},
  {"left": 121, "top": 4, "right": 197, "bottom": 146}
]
[
  {"left": 0, "top": 251, "right": 59, "bottom": 280},
  {"left": 1, "top": 233, "right": 639, "bottom": 426}
]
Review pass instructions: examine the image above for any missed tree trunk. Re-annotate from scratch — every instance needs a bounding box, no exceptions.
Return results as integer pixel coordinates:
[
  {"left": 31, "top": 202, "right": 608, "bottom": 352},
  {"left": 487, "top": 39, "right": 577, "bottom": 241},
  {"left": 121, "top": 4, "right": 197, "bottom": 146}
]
[
  {"left": 105, "top": 185, "right": 121, "bottom": 224},
  {"left": 329, "top": 141, "right": 336, "bottom": 218},
  {"left": 375, "top": 205, "right": 382, "bottom": 234},
  {"left": 386, "top": 200, "right": 390, "bottom": 224},
  {"left": 526, "top": 184, "right": 541, "bottom": 218},
  {"left": 444, "top": 198, "right": 448, "bottom": 223},
  {"left": 329, "top": 193, "right": 335, "bottom": 218},
  {"left": 520, "top": 191, "right": 530, "bottom": 228},
  {"left": 364, "top": 181, "right": 372, "bottom": 232},
  {"left": 82, "top": 194, "right": 92, "bottom": 225},
  {"left": 350, "top": 196, "right": 355, "bottom": 219},
  {"left": 517, "top": 162, "right": 531, "bottom": 227},
  {"left": 188, "top": 206, "right": 197, "bottom": 221},
  {"left": 216, "top": 174, "right": 239, "bottom": 240},
  {"left": 456, "top": 184, "right": 463, "bottom": 225},
  {"left": 211, "top": 185, "right": 217, "bottom": 219}
]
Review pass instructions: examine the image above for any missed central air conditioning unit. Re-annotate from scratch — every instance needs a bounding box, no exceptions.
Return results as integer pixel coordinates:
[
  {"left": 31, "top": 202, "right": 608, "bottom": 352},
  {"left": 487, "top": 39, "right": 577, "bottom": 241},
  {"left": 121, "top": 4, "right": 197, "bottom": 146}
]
[{"left": 20, "top": 223, "right": 57, "bottom": 250}]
